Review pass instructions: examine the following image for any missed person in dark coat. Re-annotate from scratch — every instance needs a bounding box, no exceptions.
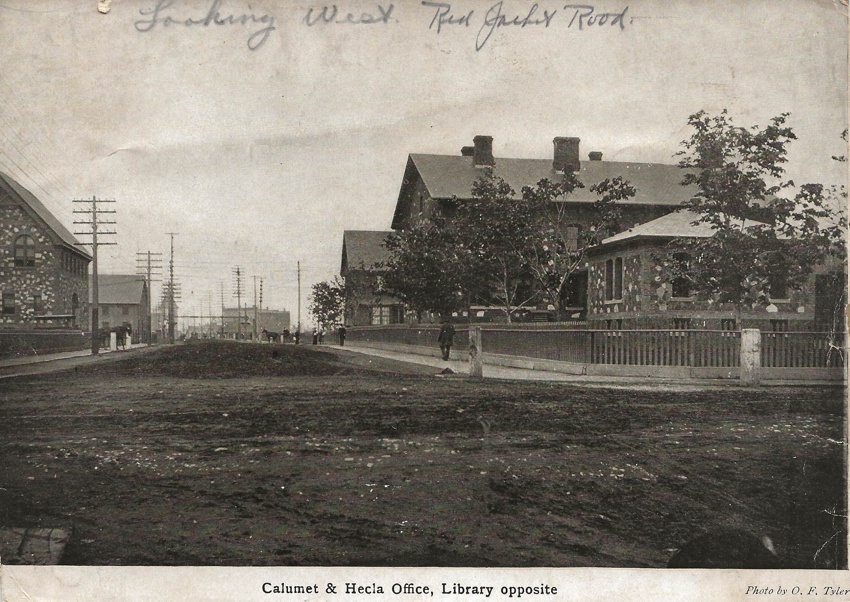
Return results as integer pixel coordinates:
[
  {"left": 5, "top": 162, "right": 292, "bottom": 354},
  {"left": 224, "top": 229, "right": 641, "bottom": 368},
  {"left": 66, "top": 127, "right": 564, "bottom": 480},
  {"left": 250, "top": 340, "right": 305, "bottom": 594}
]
[
  {"left": 438, "top": 320, "right": 456, "bottom": 361},
  {"left": 338, "top": 325, "right": 347, "bottom": 346}
]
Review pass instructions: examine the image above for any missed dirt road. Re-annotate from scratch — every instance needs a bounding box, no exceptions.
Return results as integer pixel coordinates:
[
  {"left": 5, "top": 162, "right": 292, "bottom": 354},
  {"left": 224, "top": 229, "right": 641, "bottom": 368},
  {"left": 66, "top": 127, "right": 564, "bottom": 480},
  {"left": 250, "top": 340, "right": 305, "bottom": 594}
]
[{"left": 0, "top": 341, "right": 844, "bottom": 567}]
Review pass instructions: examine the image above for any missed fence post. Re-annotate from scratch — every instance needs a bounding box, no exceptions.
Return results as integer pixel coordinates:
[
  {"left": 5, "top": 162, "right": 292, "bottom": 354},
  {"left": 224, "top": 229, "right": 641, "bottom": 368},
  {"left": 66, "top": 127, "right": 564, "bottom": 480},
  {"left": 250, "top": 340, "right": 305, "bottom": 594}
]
[
  {"left": 469, "top": 325, "right": 483, "bottom": 379},
  {"left": 740, "top": 328, "right": 761, "bottom": 385}
]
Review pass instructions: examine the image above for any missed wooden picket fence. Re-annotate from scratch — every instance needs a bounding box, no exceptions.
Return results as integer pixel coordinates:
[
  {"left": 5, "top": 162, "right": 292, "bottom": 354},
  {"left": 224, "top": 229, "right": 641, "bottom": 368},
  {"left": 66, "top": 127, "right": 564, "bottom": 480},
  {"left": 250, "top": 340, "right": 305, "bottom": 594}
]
[
  {"left": 346, "top": 325, "right": 845, "bottom": 370},
  {"left": 761, "top": 331, "right": 845, "bottom": 368}
]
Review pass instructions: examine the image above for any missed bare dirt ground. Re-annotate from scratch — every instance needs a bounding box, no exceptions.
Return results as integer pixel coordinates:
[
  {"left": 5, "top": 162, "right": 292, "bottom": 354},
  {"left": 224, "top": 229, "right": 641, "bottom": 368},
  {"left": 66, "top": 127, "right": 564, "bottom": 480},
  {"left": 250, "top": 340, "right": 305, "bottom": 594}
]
[{"left": 0, "top": 340, "right": 845, "bottom": 568}]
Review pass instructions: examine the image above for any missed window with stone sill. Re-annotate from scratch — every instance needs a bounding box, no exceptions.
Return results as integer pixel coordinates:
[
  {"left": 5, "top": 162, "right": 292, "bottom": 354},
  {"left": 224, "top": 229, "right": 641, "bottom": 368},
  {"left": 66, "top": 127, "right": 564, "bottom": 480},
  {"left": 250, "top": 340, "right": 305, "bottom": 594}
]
[
  {"left": 604, "top": 257, "right": 624, "bottom": 302},
  {"left": 14, "top": 234, "right": 35, "bottom": 267},
  {"left": 2, "top": 292, "right": 14, "bottom": 314}
]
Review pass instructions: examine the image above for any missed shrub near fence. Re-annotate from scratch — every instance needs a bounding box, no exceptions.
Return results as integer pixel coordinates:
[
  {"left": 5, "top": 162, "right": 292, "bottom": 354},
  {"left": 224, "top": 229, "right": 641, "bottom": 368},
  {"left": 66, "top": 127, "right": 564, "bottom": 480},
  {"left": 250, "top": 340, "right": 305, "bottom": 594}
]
[{"left": 0, "top": 330, "right": 88, "bottom": 358}]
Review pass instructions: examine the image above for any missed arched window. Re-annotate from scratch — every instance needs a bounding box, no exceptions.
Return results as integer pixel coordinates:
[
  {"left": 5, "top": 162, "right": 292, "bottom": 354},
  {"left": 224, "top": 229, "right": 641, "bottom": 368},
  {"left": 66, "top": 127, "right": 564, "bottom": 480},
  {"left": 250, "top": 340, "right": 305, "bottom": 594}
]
[{"left": 14, "top": 234, "right": 35, "bottom": 267}]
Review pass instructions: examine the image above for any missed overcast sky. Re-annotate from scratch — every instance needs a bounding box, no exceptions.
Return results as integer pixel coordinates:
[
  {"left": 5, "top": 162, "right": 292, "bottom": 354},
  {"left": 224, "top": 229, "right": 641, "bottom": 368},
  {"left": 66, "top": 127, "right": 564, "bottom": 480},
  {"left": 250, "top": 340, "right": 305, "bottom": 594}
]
[{"left": 0, "top": 0, "right": 846, "bottom": 328}]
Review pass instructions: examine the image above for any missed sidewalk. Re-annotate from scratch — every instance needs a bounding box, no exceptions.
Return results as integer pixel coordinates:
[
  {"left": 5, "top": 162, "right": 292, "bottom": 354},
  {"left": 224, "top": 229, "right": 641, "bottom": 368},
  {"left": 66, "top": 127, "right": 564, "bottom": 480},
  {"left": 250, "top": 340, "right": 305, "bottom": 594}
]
[
  {"left": 0, "top": 343, "right": 151, "bottom": 378},
  {"left": 325, "top": 343, "right": 750, "bottom": 390}
]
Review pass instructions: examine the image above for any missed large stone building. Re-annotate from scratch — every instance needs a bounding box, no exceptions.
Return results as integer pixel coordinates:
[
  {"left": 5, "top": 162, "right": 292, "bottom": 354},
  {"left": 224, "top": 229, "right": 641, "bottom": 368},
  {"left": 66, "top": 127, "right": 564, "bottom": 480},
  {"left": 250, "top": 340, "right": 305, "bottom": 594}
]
[
  {"left": 387, "top": 135, "right": 693, "bottom": 317},
  {"left": 586, "top": 209, "right": 846, "bottom": 331},
  {"left": 0, "top": 171, "right": 91, "bottom": 330}
]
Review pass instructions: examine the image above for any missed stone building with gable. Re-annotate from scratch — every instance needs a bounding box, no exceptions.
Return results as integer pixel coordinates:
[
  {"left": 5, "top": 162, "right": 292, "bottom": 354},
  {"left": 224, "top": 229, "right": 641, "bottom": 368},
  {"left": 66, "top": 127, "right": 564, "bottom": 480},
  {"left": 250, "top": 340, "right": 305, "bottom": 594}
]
[
  {"left": 389, "top": 135, "right": 695, "bottom": 316},
  {"left": 340, "top": 230, "right": 404, "bottom": 326},
  {"left": 586, "top": 209, "right": 846, "bottom": 331},
  {"left": 0, "top": 171, "right": 91, "bottom": 330}
]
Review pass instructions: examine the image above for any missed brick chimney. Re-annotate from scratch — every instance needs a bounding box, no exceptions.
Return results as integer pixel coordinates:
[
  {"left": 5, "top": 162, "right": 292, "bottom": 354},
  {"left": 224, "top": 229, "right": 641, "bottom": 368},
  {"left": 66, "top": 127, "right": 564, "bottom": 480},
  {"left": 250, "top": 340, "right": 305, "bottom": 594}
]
[
  {"left": 473, "top": 135, "right": 495, "bottom": 167},
  {"left": 588, "top": 151, "right": 603, "bottom": 161},
  {"left": 460, "top": 146, "right": 474, "bottom": 156},
  {"left": 553, "top": 137, "right": 581, "bottom": 172}
]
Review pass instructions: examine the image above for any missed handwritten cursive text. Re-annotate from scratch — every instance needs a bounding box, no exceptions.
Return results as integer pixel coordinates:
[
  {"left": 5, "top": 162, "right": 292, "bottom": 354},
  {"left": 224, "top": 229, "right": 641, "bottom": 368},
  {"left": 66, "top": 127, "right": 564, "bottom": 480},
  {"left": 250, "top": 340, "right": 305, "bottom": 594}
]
[
  {"left": 135, "top": 0, "right": 276, "bottom": 50},
  {"left": 562, "top": 4, "right": 629, "bottom": 29},
  {"left": 303, "top": 4, "right": 395, "bottom": 26},
  {"left": 476, "top": 1, "right": 557, "bottom": 51},
  {"left": 422, "top": 1, "right": 474, "bottom": 34}
]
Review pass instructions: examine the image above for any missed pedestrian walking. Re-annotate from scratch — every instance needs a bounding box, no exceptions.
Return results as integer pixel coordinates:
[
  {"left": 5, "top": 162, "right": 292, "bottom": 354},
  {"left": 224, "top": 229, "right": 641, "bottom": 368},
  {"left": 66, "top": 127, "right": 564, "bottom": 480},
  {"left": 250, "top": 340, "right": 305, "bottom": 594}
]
[
  {"left": 312, "top": 328, "right": 318, "bottom": 345},
  {"left": 438, "top": 319, "right": 456, "bottom": 361},
  {"left": 338, "top": 325, "right": 347, "bottom": 346}
]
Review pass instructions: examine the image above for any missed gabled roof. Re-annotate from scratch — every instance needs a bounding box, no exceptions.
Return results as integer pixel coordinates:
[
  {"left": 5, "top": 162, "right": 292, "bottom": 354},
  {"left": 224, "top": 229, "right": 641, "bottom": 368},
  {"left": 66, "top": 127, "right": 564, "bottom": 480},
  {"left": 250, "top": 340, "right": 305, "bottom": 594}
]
[
  {"left": 599, "top": 209, "right": 769, "bottom": 247},
  {"left": 0, "top": 171, "right": 91, "bottom": 259},
  {"left": 407, "top": 154, "right": 694, "bottom": 204},
  {"left": 341, "top": 230, "right": 393, "bottom": 273},
  {"left": 90, "top": 274, "right": 146, "bottom": 305}
]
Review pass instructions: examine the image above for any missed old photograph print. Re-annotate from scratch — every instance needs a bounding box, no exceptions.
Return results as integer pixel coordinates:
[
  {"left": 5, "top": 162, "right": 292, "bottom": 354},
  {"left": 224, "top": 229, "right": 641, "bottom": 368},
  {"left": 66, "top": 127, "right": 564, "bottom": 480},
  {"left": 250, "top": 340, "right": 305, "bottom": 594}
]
[{"left": 0, "top": 0, "right": 847, "bottom": 599}]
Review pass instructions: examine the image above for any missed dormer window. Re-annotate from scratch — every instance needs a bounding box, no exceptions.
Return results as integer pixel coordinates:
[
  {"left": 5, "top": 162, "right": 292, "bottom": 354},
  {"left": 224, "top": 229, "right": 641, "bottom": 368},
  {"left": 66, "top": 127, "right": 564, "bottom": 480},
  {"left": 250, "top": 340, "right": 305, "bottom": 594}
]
[{"left": 14, "top": 234, "right": 35, "bottom": 267}]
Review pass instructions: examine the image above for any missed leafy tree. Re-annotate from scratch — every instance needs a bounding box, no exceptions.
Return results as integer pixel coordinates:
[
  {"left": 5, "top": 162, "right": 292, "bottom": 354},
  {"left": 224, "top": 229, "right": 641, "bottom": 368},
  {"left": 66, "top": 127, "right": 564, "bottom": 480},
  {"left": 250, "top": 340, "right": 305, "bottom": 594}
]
[
  {"left": 378, "top": 216, "right": 471, "bottom": 320},
  {"left": 521, "top": 174, "right": 633, "bottom": 316},
  {"left": 661, "top": 110, "right": 846, "bottom": 306},
  {"left": 454, "top": 169, "right": 539, "bottom": 322},
  {"left": 308, "top": 277, "right": 346, "bottom": 330}
]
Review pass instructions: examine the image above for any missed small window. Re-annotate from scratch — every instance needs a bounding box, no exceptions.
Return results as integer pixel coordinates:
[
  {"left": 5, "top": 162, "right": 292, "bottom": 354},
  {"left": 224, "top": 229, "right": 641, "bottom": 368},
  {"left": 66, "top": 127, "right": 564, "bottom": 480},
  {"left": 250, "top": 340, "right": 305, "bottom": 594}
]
[
  {"left": 371, "top": 306, "right": 392, "bottom": 325},
  {"left": 2, "top": 292, "right": 15, "bottom": 314},
  {"left": 14, "top": 235, "right": 35, "bottom": 267},
  {"left": 721, "top": 319, "right": 737, "bottom": 331},
  {"left": 32, "top": 294, "right": 43, "bottom": 314},
  {"left": 614, "top": 257, "right": 623, "bottom": 300},
  {"left": 768, "top": 273, "right": 788, "bottom": 300},
  {"left": 122, "top": 306, "right": 130, "bottom": 316},
  {"left": 564, "top": 225, "right": 582, "bottom": 252},
  {"left": 671, "top": 253, "right": 691, "bottom": 298},
  {"left": 102, "top": 306, "right": 110, "bottom": 317},
  {"left": 604, "top": 259, "right": 614, "bottom": 301}
]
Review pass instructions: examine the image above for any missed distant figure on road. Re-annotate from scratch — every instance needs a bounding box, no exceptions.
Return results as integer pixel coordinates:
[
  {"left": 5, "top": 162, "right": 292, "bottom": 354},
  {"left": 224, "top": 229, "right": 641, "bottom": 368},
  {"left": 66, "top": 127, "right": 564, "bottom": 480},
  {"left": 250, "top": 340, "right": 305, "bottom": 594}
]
[
  {"left": 312, "top": 328, "right": 318, "bottom": 345},
  {"left": 294, "top": 329, "right": 300, "bottom": 345},
  {"left": 318, "top": 329, "right": 324, "bottom": 344},
  {"left": 338, "top": 325, "right": 347, "bottom": 346},
  {"left": 438, "top": 320, "right": 456, "bottom": 361}
]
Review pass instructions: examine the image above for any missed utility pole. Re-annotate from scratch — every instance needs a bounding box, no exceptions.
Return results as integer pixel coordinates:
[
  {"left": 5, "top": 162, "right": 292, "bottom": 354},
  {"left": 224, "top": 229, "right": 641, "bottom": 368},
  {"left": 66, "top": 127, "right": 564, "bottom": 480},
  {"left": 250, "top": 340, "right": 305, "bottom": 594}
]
[
  {"left": 208, "top": 291, "right": 213, "bottom": 338},
  {"left": 253, "top": 275, "right": 259, "bottom": 342},
  {"left": 232, "top": 266, "right": 244, "bottom": 339},
  {"left": 73, "top": 196, "right": 116, "bottom": 355},
  {"left": 297, "top": 261, "right": 301, "bottom": 344},
  {"left": 258, "top": 278, "right": 264, "bottom": 335},
  {"left": 219, "top": 281, "right": 225, "bottom": 338},
  {"left": 166, "top": 233, "right": 179, "bottom": 344},
  {"left": 136, "top": 250, "right": 162, "bottom": 345}
]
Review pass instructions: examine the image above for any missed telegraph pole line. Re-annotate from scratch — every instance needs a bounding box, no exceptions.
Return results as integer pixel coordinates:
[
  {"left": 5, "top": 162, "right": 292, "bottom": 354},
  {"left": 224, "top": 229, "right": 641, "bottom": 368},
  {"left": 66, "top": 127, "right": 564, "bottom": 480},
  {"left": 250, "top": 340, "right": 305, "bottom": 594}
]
[
  {"left": 219, "top": 281, "right": 225, "bottom": 339},
  {"left": 73, "top": 196, "right": 116, "bottom": 355},
  {"left": 297, "top": 261, "right": 302, "bottom": 345},
  {"left": 136, "top": 250, "right": 163, "bottom": 345},
  {"left": 252, "top": 275, "right": 260, "bottom": 342},
  {"left": 166, "top": 233, "right": 179, "bottom": 344},
  {"left": 258, "top": 277, "right": 264, "bottom": 335},
  {"left": 232, "top": 266, "right": 244, "bottom": 339}
]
